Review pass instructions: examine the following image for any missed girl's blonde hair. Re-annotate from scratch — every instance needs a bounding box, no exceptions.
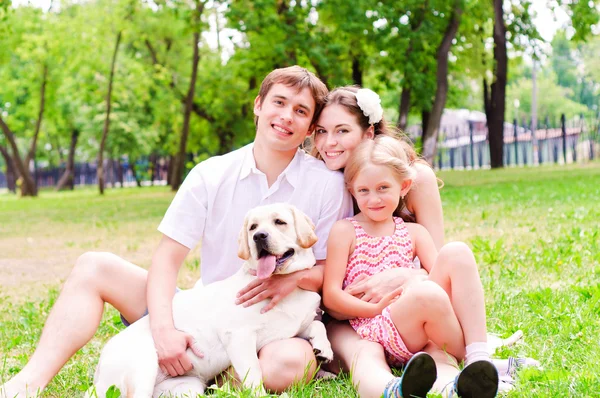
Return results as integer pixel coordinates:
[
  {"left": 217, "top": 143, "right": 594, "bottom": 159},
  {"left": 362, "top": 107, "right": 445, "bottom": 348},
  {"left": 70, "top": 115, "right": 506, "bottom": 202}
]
[
  {"left": 344, "top": 135, "right": 417, "bottom": 218},
  {"left": 308, "top": 86, "right": 420, "bottom": 166}
]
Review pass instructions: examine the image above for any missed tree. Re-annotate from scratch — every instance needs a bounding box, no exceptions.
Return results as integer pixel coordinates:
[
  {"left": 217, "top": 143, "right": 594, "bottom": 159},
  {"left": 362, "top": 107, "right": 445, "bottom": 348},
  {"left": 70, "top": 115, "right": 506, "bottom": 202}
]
[
  {"left": 97, "top": 30, "right": 122, "bottom": 195},
  {"left": 485, "top": 0, "right": 508, "bottom": 169},
  {"left": 0, "top": 5, "right": 55, "bottom": 196},
  {"left": 422, "top": 0, "right": 463, "bottom": 164},
  {"left": 171, "top": 0, "right": 206, "bottom": 191},
  {"left": 97, "top": 0, "right": 137, "bottom": 194}
]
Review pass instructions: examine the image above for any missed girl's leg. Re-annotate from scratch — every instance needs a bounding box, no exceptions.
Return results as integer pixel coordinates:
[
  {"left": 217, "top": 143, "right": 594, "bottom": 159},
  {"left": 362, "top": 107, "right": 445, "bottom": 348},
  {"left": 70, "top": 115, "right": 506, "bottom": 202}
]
[
  {"left": 427, "top": 242, "right": 487, "bottom": 346},
  {"left": 326, "top": 321, "right": 394, "bottom": 398},
  {"left": 388, "top": 281, "right": 466, "bottom": 360}
]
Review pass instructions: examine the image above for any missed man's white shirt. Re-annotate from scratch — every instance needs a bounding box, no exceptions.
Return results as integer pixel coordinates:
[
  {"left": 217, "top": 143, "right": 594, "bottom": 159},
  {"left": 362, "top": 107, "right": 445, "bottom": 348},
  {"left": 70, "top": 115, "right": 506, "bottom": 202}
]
[{"left": 158, "top": 143, "right": 353, "bottom": 285}]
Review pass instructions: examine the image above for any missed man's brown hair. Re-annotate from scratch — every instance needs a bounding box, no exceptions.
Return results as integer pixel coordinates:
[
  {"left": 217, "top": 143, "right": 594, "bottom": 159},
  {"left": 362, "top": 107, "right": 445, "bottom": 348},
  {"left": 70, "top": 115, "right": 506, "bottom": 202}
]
[{"left": 255, "top": 66, "right": 329, "bottom": 125}]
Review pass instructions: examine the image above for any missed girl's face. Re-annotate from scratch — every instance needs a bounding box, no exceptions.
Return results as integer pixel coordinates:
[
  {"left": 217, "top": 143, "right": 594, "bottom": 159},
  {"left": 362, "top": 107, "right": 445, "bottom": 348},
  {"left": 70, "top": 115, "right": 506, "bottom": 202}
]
[
  {"left": 351, "top": 163, "right": 407, "bottom": 223},
  {"left": 314, "top": 104, "right": 373, "bottom": 171}
]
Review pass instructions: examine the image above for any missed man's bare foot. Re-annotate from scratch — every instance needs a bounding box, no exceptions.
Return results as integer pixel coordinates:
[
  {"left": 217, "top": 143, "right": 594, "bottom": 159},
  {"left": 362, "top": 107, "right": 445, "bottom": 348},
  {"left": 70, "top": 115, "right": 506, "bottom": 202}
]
[{"left": 0, "top": 379, "right": 43, "bottom": 398}]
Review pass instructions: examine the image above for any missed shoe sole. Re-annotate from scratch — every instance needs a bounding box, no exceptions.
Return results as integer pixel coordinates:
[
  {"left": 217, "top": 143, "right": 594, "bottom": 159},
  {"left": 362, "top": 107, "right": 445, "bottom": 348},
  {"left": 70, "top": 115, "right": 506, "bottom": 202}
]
[
  {"left": 456, "top": 360, "right": 499, "bottom": 398},
  {"left": 401, "top": 352, "right": 438, "bottom": 398}
]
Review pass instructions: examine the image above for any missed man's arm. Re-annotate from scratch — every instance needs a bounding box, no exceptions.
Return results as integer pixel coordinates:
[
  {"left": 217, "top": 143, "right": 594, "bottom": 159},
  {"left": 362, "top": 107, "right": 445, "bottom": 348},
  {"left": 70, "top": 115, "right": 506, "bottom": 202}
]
[
  {"left": 148, "top": 235, "right": 199, "bottom": 377},
  {"left": 297, "top": 260, "right": 325, "bottom": 292}
]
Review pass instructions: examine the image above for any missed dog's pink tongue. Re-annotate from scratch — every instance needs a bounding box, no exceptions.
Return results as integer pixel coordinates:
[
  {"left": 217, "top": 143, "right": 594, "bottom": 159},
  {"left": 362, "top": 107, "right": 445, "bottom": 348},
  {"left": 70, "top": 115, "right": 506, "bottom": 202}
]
[{"left": 257, "top": 255, "right": 276, "bottom": 279}]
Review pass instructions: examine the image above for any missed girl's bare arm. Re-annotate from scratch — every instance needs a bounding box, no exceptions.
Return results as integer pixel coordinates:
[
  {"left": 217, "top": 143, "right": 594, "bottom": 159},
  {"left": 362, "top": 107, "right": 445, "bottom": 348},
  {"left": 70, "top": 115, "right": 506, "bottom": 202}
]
[{"left": 322, "top": 220, "right": 386, "bottom": 319}]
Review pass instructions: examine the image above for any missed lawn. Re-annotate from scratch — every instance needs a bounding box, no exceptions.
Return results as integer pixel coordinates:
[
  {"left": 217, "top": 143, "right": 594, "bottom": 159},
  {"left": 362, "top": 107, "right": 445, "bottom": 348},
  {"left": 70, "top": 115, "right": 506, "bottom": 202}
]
[{"left": 1, "top": 163, "right": 599, "bottom": 397}]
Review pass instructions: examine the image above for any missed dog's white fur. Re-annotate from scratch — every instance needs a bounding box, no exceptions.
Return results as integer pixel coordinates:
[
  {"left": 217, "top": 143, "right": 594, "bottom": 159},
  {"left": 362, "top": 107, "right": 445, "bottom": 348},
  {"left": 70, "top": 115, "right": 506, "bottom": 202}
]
[{"left": 87, "top": 204, "right": 332, "bottom": 398}]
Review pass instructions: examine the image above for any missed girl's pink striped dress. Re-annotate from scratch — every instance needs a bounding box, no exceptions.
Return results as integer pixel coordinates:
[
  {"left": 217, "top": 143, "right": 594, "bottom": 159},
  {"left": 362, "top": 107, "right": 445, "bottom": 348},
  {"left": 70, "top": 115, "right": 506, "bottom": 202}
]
[{"left": 343, "top": 216, "right": 417, "bottom": 366}]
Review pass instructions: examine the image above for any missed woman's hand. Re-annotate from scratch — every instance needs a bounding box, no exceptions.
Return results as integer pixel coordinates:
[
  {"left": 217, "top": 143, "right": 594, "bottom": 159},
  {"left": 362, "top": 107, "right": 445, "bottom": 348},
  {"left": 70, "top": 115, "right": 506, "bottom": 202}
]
[{"left": 345, "top": 268, "right": 427, "bottom": 304}]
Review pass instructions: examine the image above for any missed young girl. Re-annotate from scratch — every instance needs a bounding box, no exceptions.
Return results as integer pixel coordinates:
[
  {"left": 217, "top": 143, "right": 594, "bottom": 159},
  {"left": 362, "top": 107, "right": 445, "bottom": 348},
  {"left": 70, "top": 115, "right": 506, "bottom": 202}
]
[{"left": 322, "top": 136, "right": 499, "bottom": 398}]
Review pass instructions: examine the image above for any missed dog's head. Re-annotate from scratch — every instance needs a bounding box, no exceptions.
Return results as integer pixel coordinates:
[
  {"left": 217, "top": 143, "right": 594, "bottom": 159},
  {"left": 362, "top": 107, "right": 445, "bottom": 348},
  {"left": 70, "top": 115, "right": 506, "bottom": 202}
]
[{"left": 237, "top": 203, "right": 318, "bottom": 279}]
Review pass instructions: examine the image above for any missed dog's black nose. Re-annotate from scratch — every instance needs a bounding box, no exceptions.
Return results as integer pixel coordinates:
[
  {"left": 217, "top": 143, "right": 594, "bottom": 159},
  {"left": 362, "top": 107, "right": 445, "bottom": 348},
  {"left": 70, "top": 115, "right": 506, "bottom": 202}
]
[{"left": 253, "top": 232, "right": 268, "bottom": 242}]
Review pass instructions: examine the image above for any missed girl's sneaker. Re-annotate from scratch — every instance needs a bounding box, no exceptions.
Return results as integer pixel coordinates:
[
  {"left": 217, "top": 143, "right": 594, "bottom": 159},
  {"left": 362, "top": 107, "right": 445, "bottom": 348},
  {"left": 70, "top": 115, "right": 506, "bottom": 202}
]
[
  {"left": 383, "top": 351, "right": 437, "bottom": 398},
  {"left": 448, "top": 360, "right": 499, "bottom": 398}
]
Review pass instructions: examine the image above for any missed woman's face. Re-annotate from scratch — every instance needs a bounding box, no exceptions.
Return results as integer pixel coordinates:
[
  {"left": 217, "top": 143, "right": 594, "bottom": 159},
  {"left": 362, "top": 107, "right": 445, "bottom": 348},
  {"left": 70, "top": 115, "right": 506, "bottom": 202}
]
[{"left": 314, "top": 104, "right": 372, "bottom": 171}]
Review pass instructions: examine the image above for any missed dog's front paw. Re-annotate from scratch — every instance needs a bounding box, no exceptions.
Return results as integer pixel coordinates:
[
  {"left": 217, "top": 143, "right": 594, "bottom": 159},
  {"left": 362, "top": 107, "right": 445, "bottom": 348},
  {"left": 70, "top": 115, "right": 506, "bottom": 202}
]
[{"left": 313, "top": 344, "right": 334, "bottom": 363}]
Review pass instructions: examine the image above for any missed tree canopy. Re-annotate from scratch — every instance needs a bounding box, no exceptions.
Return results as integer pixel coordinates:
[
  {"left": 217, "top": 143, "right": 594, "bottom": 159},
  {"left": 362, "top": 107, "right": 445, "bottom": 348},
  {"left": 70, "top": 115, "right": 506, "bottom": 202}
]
[{"left": 1, "top": 0, "right": 599, "bottom": 195}]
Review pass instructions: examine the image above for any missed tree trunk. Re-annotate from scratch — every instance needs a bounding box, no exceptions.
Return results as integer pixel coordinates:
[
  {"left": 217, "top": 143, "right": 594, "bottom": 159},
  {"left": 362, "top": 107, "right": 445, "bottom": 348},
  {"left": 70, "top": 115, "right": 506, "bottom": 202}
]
[
  {"left": 172, "top": 0, "right": 204, "bottom": 191},
  {"left": 146, "top": 41, "right": 214, "bottom": 125},
  {"left": 0, "top": 116, "right": 37, "bottom": 196},
  {"left": 108, "top": 158, "right": 116, "bottom": 188},
  {"left": 352, "top": 57, "right": 363, "bottom": 86},
  {"left": 217, "top": 128, "right": 235, "bottom": 155},
  {"left": 396, "top": 2, "right": 428, "bottom": 132},
  {"left": 421, "top": 110, "right": 430, "bottom": 144},
  {"left": 397, "top": 87, "right": 411, "bottom": 131},
  {"left": 116, "top": 158, "right": 124, "bottom": 187},
  {"left": 167, "top": 154, "right": 175, "bottom": 187},
  {"left": 487, "top": 0, "right": 507, "bottom": 169},
  {"left": 310, "top": 60, "right": 330, "bottom": 89},
  {"left": 25, "top": 64, "right": 48, "bottom": 167},
  {"left": 56, "top": 128, "right": 79, "bottom": 191},
  {"left": 149, "top": 152, "right": 157, "bottom": 185},
  {"left": 0, "top": 144, "right": 17, "bottom": 193},
  {"left": 129, "top": 157, "right": 142, "bottom": 187},
  {"left": 98, "top": 31, "right": 122, "bottom": 195},
  {"left": 422, "top": 2, "right": 463, "bottom": 165}
]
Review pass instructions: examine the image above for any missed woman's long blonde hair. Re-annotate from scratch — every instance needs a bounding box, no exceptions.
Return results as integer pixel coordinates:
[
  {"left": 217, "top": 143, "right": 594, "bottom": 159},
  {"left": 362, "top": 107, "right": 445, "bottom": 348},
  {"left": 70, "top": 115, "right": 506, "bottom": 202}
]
[{"left": 344, "top": 136, "right": 418, "bottom": 218}]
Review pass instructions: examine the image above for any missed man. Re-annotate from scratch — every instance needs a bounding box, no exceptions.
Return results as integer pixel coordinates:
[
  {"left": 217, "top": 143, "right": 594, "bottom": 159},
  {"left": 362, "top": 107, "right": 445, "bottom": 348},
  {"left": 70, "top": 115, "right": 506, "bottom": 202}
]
[{"left": 1, "top": 66, "right": 352, "bottom": 397}]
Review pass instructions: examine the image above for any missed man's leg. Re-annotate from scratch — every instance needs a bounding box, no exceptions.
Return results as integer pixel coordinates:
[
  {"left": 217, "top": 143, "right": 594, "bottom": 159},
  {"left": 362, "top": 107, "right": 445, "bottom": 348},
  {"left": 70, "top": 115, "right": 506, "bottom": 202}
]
[
  {"left": 1, "top": 252, "right": 149, "bottom": 397},
  {"left": 258, "top": 337, "right": 317, "bottom": 393}
]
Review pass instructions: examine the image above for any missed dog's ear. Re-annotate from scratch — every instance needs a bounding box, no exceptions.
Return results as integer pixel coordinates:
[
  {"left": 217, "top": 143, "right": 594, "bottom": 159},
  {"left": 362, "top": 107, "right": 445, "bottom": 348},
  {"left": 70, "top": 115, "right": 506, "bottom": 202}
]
[
  {"left": 237, "top": 215, "right": 250, "bottom": 260},
  {"left": 291, "top": 206, "right": 318, "bottom": 248}
]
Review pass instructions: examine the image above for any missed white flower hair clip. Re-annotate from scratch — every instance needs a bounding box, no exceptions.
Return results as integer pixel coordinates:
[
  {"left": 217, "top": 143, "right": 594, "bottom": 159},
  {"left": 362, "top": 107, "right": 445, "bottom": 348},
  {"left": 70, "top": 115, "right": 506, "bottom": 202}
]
[{"left": 355, "top": 88, "right": 383, "bottom": 125}]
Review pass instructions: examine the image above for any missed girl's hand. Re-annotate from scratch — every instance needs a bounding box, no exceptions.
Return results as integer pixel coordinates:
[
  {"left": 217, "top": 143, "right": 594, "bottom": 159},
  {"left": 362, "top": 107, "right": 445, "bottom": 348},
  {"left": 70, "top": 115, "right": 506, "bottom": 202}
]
[
  {"left": 345, "top": 268, "right": 426, "bottom": 303},
  {"left": 370, "top": 285, "right": 404, "bottom": 316}
]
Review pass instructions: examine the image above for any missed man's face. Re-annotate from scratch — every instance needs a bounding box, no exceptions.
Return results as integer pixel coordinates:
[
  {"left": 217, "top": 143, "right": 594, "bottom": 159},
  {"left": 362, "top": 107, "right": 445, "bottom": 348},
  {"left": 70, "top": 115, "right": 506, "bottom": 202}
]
[{"left": 253, "top": 83, "right": 316, "bottom": 153}]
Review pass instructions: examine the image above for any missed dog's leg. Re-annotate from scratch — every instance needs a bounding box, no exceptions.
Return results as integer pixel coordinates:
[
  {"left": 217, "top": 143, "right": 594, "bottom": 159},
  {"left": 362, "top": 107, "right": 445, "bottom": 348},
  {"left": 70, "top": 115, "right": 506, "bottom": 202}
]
[
  {"left": 222, "top": 331, "right": 265, "bottom": 396},
  {"left": 297, "top": 320, "right": 333, "bottom": 363},
  {"left": 153, "top": 376, "right": 206, "bottom": 398}
]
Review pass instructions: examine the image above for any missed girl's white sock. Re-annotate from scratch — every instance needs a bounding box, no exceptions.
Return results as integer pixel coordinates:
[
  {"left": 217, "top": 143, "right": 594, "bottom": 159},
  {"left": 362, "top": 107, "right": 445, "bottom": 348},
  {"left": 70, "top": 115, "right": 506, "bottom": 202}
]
[{"left": 465, "top": 342, "right": 491, "bottom": 366}]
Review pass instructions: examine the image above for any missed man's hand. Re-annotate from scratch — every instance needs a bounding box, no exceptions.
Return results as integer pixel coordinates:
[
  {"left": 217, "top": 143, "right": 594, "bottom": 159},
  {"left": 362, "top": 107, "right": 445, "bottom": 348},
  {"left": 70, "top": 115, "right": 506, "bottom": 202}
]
[
  {"left": 235, "top": 272, "right": 302, "bottom": 313},
  {"left": 345, "top": 268, "right": 427, "bottom": 304},
  {"left": 152, "top": 327, "right": 204, "bottom": 377}
]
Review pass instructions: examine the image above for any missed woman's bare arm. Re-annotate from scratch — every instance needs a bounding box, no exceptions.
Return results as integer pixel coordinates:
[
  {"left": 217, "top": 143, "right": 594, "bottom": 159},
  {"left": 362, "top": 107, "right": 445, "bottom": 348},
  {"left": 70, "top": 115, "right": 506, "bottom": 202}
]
[{"left": 406, "top": 163, "right": 445, "bottom": 250}]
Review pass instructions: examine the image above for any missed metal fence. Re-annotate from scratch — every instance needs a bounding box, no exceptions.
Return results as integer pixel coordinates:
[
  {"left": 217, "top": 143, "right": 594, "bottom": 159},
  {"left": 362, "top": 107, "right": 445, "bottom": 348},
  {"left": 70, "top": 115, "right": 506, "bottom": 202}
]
[
  {"left": 2, "top": 113, "right": 599, "bottom": 190},
  {"left": 435, "top": 113, "right": 600, "bottom": 170},
  {"left": 0, "top": 158, "right": 169, "bottom": 191}
]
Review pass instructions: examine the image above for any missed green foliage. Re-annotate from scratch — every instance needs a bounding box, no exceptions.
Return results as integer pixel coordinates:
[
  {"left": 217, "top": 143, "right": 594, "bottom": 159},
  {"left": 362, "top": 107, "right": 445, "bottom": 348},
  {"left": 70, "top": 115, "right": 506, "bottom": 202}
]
[
  {"left": 1, "top": 0, "right": 599, "bottom": 188},
  {"left": 507, "top": 71, "right": 589, "bottom": 122},
  {"left": 105, "top": 385, "right": 121, "bottom": 398}
]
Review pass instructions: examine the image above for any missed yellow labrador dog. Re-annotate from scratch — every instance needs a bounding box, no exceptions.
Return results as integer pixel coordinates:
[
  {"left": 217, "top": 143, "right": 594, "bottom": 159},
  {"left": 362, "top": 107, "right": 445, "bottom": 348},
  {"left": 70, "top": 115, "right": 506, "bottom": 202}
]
[{"left": 87, "top": 203, "right": 332, "bottom": 398}]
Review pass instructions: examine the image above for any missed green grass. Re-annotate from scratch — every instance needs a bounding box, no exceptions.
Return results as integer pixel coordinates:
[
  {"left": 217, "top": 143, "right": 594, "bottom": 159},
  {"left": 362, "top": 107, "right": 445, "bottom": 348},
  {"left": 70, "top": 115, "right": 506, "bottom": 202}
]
[{"left": 1, "top": 163, "right": 599, "bottom": 397}]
